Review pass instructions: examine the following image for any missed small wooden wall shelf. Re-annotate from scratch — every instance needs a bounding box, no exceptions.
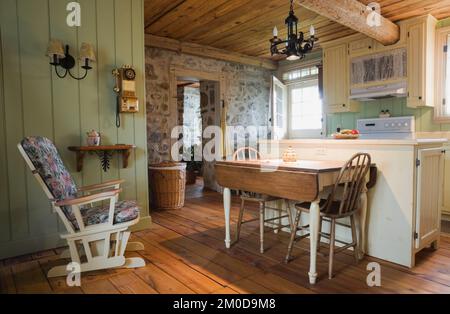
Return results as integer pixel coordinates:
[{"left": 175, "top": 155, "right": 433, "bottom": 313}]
[{"left": 68, "top": 145, "right": 136, "bottom": 172}]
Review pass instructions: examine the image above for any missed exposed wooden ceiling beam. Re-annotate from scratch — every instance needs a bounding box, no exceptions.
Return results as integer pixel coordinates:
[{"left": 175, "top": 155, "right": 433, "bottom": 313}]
[
  {"left": 299, "top": 0, "right": 400, "bottom": 45},
  {"left": 145, "top": 34, "right": 278, "bottom": 70}
]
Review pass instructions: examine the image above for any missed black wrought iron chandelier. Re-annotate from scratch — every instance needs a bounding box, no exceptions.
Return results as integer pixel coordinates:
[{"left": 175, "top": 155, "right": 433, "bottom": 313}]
[{"left": 270, "top": 0, "right": 317, "bottom": 61}]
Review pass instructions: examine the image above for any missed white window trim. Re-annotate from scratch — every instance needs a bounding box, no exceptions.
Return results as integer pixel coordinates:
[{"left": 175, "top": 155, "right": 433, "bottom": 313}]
[
  {"left": 287, "top": 77, "right": 325, "bottom": 139},
  {"left": 435, "top": 26, "right": 450, "bottom": 123}
]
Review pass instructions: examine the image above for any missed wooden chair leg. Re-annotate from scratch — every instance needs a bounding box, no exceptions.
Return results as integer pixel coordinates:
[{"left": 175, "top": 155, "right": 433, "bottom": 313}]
[
  {"left": 260, "top": 201, "right": 265, "bottom": 254},
  {"left": 350, "top": 215, "right": 359, "bottom": 262},
  {"left": 235, "top": 198, "right": 245, "bottom": 243},
  {"left": 285, "top": 209, "right": 302, "bottom": 263},
  {"left": 274, "top": 207, "right": 282, "bottom": 234},
  {"left": 285, "top": 200, "right": 294, "bottom": 231},
  {"left": 328, "top": 218, "right": 336, "bottom": 279}
]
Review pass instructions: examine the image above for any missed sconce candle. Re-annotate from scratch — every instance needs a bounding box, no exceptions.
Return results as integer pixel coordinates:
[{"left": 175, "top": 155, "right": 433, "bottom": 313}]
[
  {"left": 79, "top": 43, "right": 96, "bottom": 70},
  {"left": 46, "top": 39, "right": 65, "bottom": 65},
  {"left": 46, "top": 39, "right": 96, "bottom": 80}
]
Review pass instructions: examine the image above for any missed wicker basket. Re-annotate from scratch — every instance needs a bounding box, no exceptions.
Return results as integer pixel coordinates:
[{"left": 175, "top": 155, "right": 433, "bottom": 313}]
[{"left": 149, "top": 162, "right": 186, "bottom": 210}]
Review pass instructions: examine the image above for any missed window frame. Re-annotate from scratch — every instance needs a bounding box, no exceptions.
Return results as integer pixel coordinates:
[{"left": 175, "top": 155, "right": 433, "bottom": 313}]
[
  {"left": 435, "top": 26, "right": 450, "bottom": 123},
  {"left": 284, "top": 66, "right": 325, "bottom": 139}
]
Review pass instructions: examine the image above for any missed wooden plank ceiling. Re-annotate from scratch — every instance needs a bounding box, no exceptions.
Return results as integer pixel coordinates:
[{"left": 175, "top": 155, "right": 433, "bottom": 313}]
[{"left": 144, "top": 0, "right": 450, "bottom": 59}]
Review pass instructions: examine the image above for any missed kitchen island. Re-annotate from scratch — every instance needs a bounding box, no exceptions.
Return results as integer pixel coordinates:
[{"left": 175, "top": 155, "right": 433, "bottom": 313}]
[{"left": 259, "top": 137, "right": 448, "bottom": 267}]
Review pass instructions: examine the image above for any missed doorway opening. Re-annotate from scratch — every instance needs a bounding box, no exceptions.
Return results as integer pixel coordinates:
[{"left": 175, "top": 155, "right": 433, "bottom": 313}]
[{"left": 176, "top": 77, "right": 221, "bottom": 198}]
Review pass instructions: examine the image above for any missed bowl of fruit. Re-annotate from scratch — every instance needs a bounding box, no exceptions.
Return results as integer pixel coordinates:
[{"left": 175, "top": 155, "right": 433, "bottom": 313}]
[{"left": 332, "top": 129, "right": 360, "bottom": 140}]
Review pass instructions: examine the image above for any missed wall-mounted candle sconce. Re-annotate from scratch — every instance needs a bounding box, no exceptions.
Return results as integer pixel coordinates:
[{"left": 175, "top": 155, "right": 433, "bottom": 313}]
[{"left": 46, "top": 39, "right": 96, "bottom": 80}]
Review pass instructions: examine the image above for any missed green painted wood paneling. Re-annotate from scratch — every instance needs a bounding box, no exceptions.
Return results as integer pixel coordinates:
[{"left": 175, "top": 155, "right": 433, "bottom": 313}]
[
  {"left": 0, "top": 27, "right": 11, "bottom": 241},
  {"left": 19, "top": 0, "right": 57, "bottom": 237},
  {"left": 131, "top": 0, "right": 149, "bottom": 216},
  {"left": 78, "top": 0, "right": 102, "bottom": 187},
  {"left": 0, "top": 0, "right": 148, "bottom": 259},
  {"left": 0, "top": 0, "right": 29, "bottom": 241},
  {"left": 97, "top": 0, "right": 120, "bottom": 184},
  {"left": 115, "top": 0, "right": 136, "bottom": 202}
]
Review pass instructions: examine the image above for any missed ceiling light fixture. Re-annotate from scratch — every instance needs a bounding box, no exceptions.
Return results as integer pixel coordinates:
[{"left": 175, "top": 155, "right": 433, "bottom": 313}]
[{"left": 270, "top": 0, "right": 317, "bottom": 61}]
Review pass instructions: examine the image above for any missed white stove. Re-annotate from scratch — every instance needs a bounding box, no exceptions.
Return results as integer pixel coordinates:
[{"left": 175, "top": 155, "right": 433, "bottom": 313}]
[{"left": 357, "top": 116, "right": 415, "bottom": 139}]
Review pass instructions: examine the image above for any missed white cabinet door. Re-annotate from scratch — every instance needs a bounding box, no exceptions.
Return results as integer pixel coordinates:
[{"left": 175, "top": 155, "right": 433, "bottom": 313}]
[
  {"left": 406, "top": 15, "right": 436, "bottom": 108},
  {"left": 415, "top": 148, "right": 445, "bottom": 250},
  {"left": 323, "top": 44, "right": 348, "bottom": 111},
  {"left": 443, "top": 147, "right": 450, "bottom": 215}
]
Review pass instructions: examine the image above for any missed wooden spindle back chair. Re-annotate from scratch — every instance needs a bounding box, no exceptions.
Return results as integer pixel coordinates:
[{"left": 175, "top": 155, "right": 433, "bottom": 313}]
[
  {"left": 233, "top": 147, "right": 293, "bottom": 253},
  {"left": 286, "top": 153, "right": 371, "bottom": 279},
  {"left": 323, "top": 153, "right": 371, "bottom": 216}
]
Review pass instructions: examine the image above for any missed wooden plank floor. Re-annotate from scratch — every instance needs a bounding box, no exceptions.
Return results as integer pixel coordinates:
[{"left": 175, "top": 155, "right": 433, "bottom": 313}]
[{"left": 1, "top": 186, "right": 450, "bottom": 294}]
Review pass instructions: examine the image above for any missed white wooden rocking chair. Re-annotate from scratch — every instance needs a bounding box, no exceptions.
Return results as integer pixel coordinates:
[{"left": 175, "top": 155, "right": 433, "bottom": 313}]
[{"left": 18, "top": 136, "right": 145, "bottom": 278}]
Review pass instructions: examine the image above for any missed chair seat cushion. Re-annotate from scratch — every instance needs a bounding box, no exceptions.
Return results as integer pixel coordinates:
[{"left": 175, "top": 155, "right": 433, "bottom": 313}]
[{"left": 70, "top": 200, "right": 140, "bottom": 230}]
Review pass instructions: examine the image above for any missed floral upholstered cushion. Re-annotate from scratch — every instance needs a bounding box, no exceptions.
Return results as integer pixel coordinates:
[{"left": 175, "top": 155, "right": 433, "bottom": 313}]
[
  {"left": 70, "top": 200, "right": 140, "bottom": 230},
  {"left": 20, "top": 137, "right": 78, "bottom": 219}
]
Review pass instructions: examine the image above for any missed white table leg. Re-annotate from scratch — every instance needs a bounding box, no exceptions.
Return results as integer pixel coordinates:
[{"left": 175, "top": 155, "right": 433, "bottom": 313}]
[
  {"left": 355, "top": 187, "right": 368, "bottom": 260},
  {"left": 224, "top": 187, "right": 231, "bottom": 249},
  {"left": 308, "top": 199, "right": 321, "bottom": 284}
]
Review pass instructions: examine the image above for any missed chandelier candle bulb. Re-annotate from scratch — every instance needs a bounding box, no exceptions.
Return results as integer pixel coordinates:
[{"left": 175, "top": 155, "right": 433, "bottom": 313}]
[
  {"left": 273, "top": 26, "right": 278, "bottom": 37},
  {"left": 310, "top": 25, "right": 315, "bottom": 37}
]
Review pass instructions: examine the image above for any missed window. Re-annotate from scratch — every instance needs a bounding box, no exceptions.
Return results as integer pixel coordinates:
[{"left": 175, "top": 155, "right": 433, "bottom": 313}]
[
  {"left": 289, "top": 80, "right": 322, "bottom": 137},
  {"left": 283, "top": 67, "right": 319, "bottom": 81},
  {"left": 284, "top": 65, "right": 323, "bottom": 138},
  {"left": 436, "top": 27, "right": 450, "bottom": 121}
]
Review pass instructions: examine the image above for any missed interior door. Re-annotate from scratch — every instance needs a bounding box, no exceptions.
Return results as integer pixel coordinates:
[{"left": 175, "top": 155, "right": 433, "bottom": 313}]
[
  {"left": 415, "top": 148, "right": 445, "bottom": 250},
  {"left": 272, "top": 76, "right": 287, "bottom": 140}
]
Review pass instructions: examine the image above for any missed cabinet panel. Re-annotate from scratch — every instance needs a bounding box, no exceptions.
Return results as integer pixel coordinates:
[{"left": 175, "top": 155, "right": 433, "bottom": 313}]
[
  {"left": 323, "top": 44, "right": 358, "bottom": 113},
  {"left": 349, "top": 37, "right": 374, "bottom": 56},
  {"left": 443, "top": 147, "right": 450, "bottom": 215},
  {"left": 415, "top": 148, "right": 444, "bottom": 250},
  {"left": 406, "top": 16, "right": 436, "bottom": 108},
  {"left": 407, "top": 23, "right": 425, "bottom": 108}
]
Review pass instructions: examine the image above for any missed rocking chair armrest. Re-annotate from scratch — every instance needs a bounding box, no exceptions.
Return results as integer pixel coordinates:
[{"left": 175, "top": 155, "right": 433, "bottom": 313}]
[
  {"left": 78, "top": 179, "right": 125, "bottom": 192},
  {"left": 55, "top": 189, "right": 122, "bottom": 207}
]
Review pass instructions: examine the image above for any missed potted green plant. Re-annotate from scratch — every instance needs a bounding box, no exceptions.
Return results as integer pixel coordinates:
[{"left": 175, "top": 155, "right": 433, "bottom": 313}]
[{"left": 183, "top": 146, "right": 202, "bottom": 185}]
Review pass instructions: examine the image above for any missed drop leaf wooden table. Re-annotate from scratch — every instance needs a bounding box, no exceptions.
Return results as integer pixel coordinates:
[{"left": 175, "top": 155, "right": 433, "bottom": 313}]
[
  {"left": 68, "top": 145, "right": 136, "bottom": 172},
  {"left": 215, "top": 159, "right": 376, "bottom": 284}
]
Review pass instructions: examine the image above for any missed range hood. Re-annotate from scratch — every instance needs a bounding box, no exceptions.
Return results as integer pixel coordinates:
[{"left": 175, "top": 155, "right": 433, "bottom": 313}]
[{"left": 350, "top": 81, "right": 407, "bottom": 101}]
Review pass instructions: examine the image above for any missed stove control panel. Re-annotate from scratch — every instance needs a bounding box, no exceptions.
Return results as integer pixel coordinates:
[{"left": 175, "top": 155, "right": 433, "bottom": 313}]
[{"left": 357, "top": 116, "right": 415, "bottom": 134}]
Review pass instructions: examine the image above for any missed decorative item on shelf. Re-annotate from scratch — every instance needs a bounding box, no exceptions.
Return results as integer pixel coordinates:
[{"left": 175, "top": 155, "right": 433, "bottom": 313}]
[
  {"left": 282, "top": 146, "right": 298, "bottom": 162},
  {"left": 379, "top": 110, "right": 392, "bottom": 118},
  {"left": 46, "top": 39, "right": 96, "bottom": 80},
  {"left": 270, "top": 0, "right": 317, "bottom": 61},
  {"left": 86, "top": 130, "right": 101, "bottom": 146},
  {"left": 68, "top": 145, "right": 136, "bottom": 172}
]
